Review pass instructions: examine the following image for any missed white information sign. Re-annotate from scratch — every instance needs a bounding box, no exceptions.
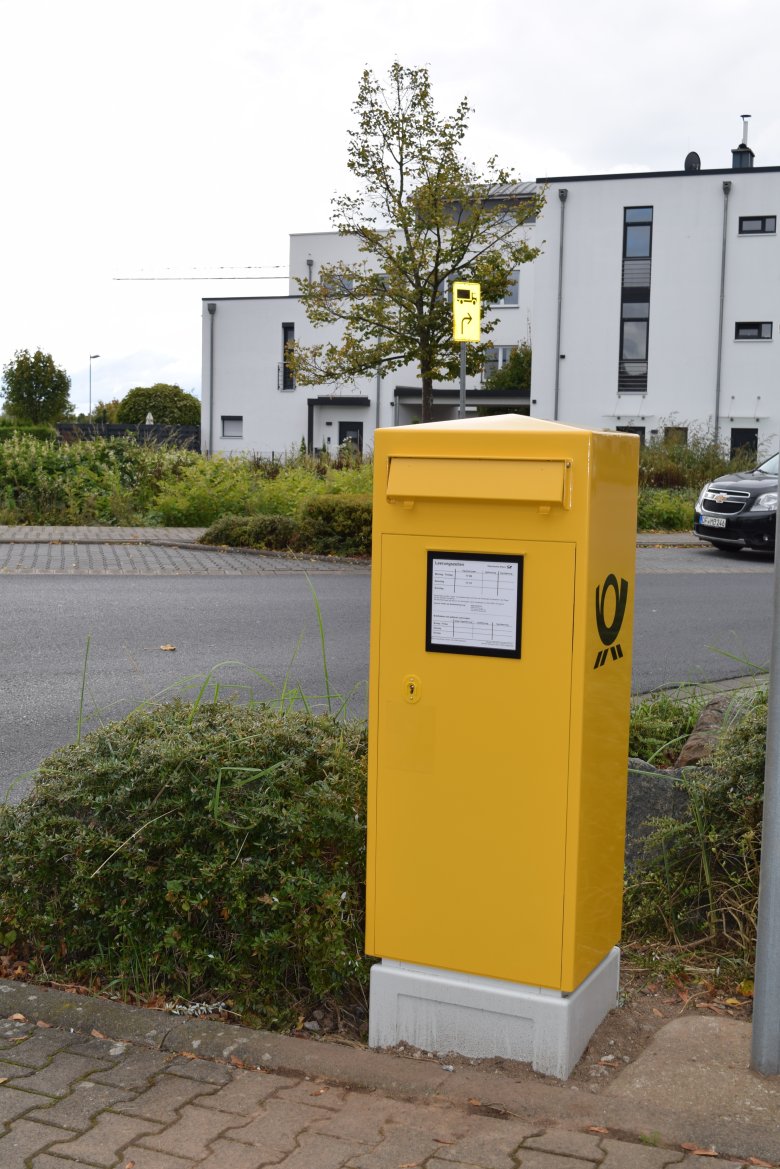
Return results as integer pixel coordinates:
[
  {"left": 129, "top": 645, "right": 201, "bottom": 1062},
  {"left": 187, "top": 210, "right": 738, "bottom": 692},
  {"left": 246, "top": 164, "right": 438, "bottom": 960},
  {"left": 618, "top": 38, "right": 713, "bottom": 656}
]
[{"left": 426, "top": 552, "right": 523, "bottom": 658}]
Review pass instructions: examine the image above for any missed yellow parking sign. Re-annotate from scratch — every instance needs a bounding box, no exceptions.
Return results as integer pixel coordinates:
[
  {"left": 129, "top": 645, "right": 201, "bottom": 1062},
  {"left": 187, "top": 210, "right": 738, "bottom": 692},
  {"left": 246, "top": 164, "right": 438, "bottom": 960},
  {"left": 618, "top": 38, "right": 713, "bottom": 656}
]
[{"left": 452, "top": 281, "right": 481, "bottom": 343}]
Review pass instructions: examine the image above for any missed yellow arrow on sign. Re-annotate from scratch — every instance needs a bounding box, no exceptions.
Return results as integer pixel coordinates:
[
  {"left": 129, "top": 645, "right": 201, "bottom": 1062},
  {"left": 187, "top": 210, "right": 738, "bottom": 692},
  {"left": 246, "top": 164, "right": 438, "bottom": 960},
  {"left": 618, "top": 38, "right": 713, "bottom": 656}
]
[{"left": 452, "top": 281, "right": 481, "bottom": 343}]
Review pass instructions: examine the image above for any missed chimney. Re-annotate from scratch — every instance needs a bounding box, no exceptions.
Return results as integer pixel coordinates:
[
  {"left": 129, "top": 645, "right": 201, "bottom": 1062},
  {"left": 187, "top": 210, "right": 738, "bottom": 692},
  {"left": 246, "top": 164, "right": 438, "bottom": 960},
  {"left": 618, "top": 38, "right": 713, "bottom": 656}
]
[{"left": 732, "top": 114, "right": 755, "bottom": 169}]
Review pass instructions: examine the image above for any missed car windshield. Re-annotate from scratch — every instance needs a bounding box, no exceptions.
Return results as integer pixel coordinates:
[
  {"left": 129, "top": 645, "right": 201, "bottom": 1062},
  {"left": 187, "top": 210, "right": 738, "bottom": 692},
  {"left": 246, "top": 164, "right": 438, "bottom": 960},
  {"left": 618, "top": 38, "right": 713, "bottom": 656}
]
[{"left": 756, "top": 453, "right": 779, "bottom": 475}]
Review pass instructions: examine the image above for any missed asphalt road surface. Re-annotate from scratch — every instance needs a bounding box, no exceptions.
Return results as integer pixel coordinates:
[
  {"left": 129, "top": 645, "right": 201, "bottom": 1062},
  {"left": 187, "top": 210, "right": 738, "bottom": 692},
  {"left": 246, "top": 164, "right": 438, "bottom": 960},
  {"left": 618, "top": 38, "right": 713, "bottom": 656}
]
[{"left": 0, "top": 543, "right": 773, "bottom": 801}]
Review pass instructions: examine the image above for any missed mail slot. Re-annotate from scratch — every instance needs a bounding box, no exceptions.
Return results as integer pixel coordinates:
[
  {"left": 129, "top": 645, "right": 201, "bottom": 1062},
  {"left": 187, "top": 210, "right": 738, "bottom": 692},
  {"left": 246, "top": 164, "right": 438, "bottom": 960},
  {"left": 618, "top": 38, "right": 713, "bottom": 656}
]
[
  {"left": 366, "top": 414, "right": 639, "bottom": 1001},
  {"left": 386, "top": 457, "right": 571, "bottom": 505}
]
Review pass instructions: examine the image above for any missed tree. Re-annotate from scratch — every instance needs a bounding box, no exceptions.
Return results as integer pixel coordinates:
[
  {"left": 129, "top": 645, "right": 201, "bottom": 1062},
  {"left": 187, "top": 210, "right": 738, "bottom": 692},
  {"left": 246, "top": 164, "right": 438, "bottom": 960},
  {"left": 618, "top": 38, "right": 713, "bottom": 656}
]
[
  {"left": 484, "top": 341, "right": 532, "bottom": 391},
  {"left": 289, "top": 62, "right": 543, "bottom": 422},
  {"left": 1, "top": 348, "right": 74, "bottom": 423},
  {"left": 116, "top": 384, "right": 201, "bottom": 425},
  {"left": 89, "top": 398, "right": 122, "bottom": 424}
]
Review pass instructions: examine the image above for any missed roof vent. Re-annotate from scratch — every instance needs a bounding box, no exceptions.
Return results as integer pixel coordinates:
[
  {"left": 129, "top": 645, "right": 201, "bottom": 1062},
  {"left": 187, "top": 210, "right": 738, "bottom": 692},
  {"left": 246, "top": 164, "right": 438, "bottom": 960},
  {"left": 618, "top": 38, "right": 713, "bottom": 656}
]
[
  {"left": 684, "top": 151, "right": 701, "bottom": 173},
  {"left": 732, "top": 114, "right": 755, "bottom": 169}
]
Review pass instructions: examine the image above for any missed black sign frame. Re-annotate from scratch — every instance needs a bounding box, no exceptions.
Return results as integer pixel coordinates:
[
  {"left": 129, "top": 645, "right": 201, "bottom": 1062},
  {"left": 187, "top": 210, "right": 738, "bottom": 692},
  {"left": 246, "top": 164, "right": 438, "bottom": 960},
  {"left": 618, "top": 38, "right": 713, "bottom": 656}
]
[{"left": 425, "top": 550, "right": 524, "bottom": 659}]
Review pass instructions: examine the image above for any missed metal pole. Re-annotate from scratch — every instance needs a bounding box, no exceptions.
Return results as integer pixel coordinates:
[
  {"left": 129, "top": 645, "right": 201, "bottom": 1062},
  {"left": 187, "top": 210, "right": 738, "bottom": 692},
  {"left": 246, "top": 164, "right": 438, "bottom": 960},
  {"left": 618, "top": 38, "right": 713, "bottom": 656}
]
[
  {"left": 751, "top": 548, "right": 780, "bottom": 1074},
  {"left": 714, "top": 181, "right": 731, "bottom": 444},
  {"left": 88, "top": 354, "right": 100, "bottom": 420},
  {"left": 459, "top": 342, "right": 466, "bottom": 419},
  {"left": 553, "top": 189, "right": 568, "bottom": 421},
  {"left": 207, "top": 303, "right": 216, "bottom": 455}
]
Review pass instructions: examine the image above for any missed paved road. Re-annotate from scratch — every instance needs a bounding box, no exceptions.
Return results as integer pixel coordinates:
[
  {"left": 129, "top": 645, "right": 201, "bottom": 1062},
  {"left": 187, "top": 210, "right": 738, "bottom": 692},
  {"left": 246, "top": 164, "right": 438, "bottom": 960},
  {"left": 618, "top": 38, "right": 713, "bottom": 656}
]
[{"left": 0, "top": 537, "right": 772, "bottom": 801}]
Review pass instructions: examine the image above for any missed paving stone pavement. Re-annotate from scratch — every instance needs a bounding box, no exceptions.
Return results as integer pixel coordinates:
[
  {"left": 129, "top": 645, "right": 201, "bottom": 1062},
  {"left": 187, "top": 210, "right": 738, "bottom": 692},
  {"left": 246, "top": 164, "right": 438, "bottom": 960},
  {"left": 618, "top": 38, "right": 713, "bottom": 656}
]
[
  {"left": 0, "top": 525, "right": 767, "bottom": 577},
  {"left": 0, "top": 1013, "right": 769, "bottom": 1169},
  {"left": 0, "top": 526, "right": 369, "bottom": 576}
]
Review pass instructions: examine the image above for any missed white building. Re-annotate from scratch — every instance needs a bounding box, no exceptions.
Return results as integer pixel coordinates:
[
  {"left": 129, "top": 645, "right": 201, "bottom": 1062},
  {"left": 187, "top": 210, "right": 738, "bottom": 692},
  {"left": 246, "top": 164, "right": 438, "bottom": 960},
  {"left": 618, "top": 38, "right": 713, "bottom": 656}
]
[
  {"left": 202, "top": 129, "right": 779, "bottom": 458},
  {"left": 200, "top": 195, "right": 537, "bottom": 457},
  {"left": 531, "top": 131, "right": 780, "bottom": 456}
]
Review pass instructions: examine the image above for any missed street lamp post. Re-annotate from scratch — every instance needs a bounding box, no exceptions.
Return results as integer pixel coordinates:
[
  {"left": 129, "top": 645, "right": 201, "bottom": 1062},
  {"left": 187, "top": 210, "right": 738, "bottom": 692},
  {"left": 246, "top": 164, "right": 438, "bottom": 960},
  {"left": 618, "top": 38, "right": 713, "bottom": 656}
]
[{"left": 89, "top": 354, "right": 100, "bottom": 420}]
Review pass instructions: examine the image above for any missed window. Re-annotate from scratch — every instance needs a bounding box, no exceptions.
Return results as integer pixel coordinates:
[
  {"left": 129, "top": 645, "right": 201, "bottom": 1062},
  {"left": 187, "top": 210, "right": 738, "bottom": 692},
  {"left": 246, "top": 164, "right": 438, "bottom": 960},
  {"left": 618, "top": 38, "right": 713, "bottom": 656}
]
[
  {"left": 321, "top": 274, "right": 354, "bottom": 295},
  {"left": 281, "top": 322, "right": 295, "bottom": 390},
  {"left": 498, "top": 272, "right": 519, "bottom": 305},
  {"left": 664, "top": 426, "right": 688, "bottom": 446},
  {"left": 735, "top": 321, "right": 773, "bottom": 339},
  {"left": 618, "top": 208, "right": 653, "bottom": 393},
  {"left": 616, "top": 425, "right": 645, "bottom": 445},
  {"left": 221, "top": 415, "right": 243, "bottom": 438},
  {"left": 739, "top": 215, "right": 776, "bottom": 235},
  {"left": 730, "top": 428, "right": 758, "bottom": 458},
  {"left": 482, "top": 345, "right": 517, "bottom": 382},
  {"left": 623, "top": 207, "right": 653, "bottom": 258}
]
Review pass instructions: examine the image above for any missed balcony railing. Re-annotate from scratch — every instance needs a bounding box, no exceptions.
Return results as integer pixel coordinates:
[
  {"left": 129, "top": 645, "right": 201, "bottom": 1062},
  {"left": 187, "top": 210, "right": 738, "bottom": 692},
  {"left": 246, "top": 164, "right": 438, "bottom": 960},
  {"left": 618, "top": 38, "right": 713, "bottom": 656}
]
[{"left": 277, "top": 362, "right": 295, "bottom": 392}]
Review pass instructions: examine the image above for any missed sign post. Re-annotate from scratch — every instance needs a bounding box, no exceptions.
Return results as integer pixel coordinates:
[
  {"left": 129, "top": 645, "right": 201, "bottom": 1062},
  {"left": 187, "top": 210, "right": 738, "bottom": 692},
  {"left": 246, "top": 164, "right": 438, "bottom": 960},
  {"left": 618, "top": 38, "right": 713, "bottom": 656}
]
[
  {"left": 452, "top": 282, "right": 481, "bottom": 419},
  {"left": 751, "top": 547, "right": 780, "bottom": 1075}
]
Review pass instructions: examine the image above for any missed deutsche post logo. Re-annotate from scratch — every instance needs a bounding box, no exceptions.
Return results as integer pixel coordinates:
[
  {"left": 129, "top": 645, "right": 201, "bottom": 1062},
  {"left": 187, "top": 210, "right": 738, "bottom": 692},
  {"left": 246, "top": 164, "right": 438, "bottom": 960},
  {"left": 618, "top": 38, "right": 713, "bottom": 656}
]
[{"left": 594, "top": 574, "right": 628, "bottom": 669}]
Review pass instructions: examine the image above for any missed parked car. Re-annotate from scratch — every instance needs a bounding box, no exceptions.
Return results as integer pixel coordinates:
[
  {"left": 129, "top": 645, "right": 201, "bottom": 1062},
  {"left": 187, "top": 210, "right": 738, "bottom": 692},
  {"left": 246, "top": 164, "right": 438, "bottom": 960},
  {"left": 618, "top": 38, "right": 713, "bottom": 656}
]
[{"left": 693, "top": 452, "right": 777, "bottom": 552}]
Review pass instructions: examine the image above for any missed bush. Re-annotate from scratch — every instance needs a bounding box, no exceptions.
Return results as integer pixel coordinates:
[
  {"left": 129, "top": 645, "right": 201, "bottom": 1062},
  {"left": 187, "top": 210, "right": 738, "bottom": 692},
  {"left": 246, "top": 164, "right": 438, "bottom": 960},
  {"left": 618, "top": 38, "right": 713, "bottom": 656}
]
[
  {"left": 639, "top": 425, "right": 758, "bottom": 489},
  {"left": 201, "top": 513, "right": 299, "bottom": 550},
  {"left": 0, "top": 434, "right": 199, "bottom": 525},
  {"left": 299, "top": 494, "right": 372, "bottom": 556},
  {"left": 117, "top": 384, "right": 201, "bottom": 426},
  {"left": 624, "top": 691, "right": 767, "bottom": 962},
  {"left": 0, "top": 423, "right": 57, "bottom": 443},
  {"left": 637, "top": 487, "right": 696, "bottom": 531},
  {"left": 0, "top": 702, "right": 369, "bottom": 1026},
  {"left": 629, "top": 689, "right": 705, "bottom": 766}
]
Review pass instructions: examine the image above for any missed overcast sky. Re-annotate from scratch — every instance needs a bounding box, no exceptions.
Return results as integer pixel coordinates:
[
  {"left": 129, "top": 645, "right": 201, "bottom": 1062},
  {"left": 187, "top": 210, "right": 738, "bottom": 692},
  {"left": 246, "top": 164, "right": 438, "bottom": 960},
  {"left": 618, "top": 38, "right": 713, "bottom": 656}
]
[{"left": 2, "top": 0, "right": 778, "bottom": 415}]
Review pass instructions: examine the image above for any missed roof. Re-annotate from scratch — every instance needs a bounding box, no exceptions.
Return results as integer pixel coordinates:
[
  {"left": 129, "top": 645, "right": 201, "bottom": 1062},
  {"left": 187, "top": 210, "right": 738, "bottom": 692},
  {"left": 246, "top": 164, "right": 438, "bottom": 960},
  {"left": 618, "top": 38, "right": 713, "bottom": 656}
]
[
  {"left": 485, "top": 182, "right": 540, "bottom": 198},
  {"left": 536, "top": 165, "right": 780, "bottom": 184}
]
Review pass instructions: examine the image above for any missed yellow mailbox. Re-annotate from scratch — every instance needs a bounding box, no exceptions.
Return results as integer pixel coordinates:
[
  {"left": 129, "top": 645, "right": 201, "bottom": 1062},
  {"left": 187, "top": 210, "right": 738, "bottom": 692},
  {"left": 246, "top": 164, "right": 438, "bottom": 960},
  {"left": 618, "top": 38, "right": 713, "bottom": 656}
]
[{"left": 366, "top": 414, "right": 639, "bottom": 1075}]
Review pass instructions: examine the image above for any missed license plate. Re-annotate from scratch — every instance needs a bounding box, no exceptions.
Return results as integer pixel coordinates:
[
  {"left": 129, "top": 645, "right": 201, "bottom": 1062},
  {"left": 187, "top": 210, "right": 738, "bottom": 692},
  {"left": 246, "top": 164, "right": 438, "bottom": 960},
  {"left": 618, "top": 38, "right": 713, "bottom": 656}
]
[{"left": 701, "top": 515, "right": 727, "bottom": 528}]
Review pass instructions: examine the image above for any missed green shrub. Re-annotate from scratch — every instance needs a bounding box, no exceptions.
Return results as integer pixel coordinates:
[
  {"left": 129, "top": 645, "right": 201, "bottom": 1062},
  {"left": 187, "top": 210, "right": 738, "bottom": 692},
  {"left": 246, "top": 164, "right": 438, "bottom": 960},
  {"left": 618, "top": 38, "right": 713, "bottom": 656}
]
[
  {"left": 637, "top": 487, "right": 696, "bottom": 531},
  {"left": 0, "top": 702, "right": 369, "bottom": 1026},
  {"left": 116, "top": 384, "right": 201, "bottom": 426},
  {"left": 639, "top": 425, "right": 758, "bottom": 489},
  {"left": 299, "top": 494, "right": 372, "bottom": 556},
  {"left": 0, "top": 434, "right": 199, "bottom": 525},
  {"left": 629, "top": 689, "right": 705, "bottom": 766},
  {"left": 0, "top": 423, "right": 57, "bottom": 443},
  {"left": 201, "top": 513, "right": 299, "bottom": 550},
  {"left": 624, "top": 691, "right": 767, "bottom": 962}
]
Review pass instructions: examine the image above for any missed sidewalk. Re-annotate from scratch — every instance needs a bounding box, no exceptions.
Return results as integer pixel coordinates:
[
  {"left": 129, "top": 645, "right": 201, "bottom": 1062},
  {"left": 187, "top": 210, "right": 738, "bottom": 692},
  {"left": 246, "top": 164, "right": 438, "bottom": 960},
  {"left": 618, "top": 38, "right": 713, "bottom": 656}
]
[
  {"left": 0, "top": 526, "right": 702, "bottom": 549},
  {"left": 1, "top": 979, "right": 778, "bottom": 1168}
]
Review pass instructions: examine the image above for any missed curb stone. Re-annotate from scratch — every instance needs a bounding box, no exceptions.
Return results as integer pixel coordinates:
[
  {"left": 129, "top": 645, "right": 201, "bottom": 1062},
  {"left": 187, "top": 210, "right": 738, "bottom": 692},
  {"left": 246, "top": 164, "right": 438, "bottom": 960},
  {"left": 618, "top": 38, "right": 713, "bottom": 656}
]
[{"left": 2, "top": 980, "right": 779, "bottom": 1165}]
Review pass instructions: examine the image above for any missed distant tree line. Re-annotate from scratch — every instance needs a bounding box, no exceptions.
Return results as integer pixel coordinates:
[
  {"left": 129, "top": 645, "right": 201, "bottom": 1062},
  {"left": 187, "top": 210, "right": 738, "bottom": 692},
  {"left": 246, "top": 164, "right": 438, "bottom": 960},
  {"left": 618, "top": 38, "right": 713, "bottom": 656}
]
[{"left": 1, "top": 349, "right": 200, "bottom": 427}]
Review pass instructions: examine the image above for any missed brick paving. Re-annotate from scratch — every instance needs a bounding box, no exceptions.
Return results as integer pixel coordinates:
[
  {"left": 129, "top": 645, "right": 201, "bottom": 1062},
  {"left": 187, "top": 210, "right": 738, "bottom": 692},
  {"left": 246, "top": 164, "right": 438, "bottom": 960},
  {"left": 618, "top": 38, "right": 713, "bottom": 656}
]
[
  {"left": 0, "top": 540, "right": 370, "bottom": 576},
  {"left": 0, "top": 1016, "right": 765, "bottom": 1169},
  {"left": 0, "top": 525, "right": 768, "bottom": 576}
]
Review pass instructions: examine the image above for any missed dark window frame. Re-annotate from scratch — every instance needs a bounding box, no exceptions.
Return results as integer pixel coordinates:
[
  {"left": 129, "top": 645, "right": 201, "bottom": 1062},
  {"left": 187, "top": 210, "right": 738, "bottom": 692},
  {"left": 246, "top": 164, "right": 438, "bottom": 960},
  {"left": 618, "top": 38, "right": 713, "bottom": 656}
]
[
  {"left": 616, "top": 425, "right": 646, "bottom": 446},
  {"left": 622, "top": 206, "right": 653, "bottom": 259},
  {"left": 620, "top": 317, "right": 649, "bottom": 362},
  {"left": 221, "top": 415, "right": 243, "bottom": 439},
  {"left": 282, "top": 322, "right": 295, "bottom": 389},
  {"left": 618, "top": 209, "right": 653, "bottom": 392},
  {"left": 739, "top": 215, "right": 776, "bottom": 235},
  {"left": 735, "top": 321, "right": 773, "bottom": 340},
  {"left": 730, "top": 427, "right": 759, "bottom": 458}
]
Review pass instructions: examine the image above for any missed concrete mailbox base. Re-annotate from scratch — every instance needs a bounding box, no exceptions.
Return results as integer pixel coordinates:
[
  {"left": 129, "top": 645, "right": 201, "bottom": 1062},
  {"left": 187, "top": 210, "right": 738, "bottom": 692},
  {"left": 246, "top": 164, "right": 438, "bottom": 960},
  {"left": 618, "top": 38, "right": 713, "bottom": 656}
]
[{"left": 368, "top": 948, "right": 620, "bottom": 1080}]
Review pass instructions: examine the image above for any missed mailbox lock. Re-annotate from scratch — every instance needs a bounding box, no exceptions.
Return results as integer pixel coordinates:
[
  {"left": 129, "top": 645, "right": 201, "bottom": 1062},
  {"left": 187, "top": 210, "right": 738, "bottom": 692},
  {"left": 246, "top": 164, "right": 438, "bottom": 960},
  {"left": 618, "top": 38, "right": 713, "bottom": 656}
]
[{"left": 403, "top": 674, "right": 422, "bottom": 703}]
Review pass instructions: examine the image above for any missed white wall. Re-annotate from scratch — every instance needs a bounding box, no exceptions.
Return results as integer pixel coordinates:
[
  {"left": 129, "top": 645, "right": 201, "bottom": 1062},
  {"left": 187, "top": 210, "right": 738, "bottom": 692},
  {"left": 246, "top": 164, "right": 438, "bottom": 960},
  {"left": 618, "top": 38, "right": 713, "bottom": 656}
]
[
  {"left": 531, "top": 167, "right": 780, "bottom": 451},
  {"left": 203, "top": 220, "right": 538, "bottom": 457}
]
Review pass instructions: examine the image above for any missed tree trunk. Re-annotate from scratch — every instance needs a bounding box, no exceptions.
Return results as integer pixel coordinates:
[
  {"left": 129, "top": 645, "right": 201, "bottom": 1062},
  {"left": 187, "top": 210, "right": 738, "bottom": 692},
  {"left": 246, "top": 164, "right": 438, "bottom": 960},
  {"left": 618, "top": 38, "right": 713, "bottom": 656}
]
[{"left": 420, "top": 375, "right": 434, "bottom": 423}]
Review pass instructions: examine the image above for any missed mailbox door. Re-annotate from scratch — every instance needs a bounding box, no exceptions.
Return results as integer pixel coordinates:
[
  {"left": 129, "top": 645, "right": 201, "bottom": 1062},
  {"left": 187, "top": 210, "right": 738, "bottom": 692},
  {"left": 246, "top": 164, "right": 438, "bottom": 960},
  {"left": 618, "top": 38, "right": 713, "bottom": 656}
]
[{"left": 370, "top": 533, "right": 576, "bottom": 990}]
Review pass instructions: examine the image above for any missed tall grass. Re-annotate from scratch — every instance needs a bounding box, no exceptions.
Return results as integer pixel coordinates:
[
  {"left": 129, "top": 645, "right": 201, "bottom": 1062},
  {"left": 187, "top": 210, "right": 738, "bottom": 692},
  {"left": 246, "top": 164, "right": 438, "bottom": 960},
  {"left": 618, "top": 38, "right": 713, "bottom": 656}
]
[
  {"left": 0, "top": 434, "right": 373, "bottom": 527},
  {"left": 639, "top": 424, "right": 759, "bottom": 489}
]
